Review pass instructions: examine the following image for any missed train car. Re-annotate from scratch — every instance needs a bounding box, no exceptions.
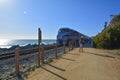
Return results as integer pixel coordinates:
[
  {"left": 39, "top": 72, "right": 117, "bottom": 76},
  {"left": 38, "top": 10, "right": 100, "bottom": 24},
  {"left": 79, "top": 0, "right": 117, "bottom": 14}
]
[{"left": 57, "top": 28, "right": 90, "bottom": 46}]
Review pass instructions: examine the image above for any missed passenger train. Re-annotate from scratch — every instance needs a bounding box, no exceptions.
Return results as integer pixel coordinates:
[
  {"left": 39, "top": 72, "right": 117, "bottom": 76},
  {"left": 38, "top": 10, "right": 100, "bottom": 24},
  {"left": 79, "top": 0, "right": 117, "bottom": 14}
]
[{"left": 57, "top": 28, "right": 91, "bottom": 46}]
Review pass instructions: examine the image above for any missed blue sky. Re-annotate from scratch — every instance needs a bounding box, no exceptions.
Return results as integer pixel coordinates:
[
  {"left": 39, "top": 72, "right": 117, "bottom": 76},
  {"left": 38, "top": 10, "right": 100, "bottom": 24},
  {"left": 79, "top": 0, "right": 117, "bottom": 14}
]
[{"left": 0, "top": 0, "right": 120, "bottom": 39}]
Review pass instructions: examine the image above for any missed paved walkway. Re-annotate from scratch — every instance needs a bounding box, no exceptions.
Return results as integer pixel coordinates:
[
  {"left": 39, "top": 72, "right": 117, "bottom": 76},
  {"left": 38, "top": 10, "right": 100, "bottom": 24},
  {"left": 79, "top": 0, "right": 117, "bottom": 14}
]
[{"left": 26, "top": 48, "right": 120, "bottom": 80}]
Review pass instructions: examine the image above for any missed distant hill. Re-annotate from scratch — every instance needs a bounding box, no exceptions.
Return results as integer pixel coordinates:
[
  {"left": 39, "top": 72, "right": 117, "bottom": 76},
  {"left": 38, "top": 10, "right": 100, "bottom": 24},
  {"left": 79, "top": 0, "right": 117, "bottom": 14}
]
[{"left": 93, "top": 14, "right": 120, "bottom": 49}]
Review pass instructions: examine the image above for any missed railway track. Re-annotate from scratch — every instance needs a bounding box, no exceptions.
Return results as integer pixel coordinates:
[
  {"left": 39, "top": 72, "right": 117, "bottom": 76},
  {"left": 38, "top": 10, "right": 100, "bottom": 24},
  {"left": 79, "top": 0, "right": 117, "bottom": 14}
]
[
  {"left": 0, "top": 48, "right": 38, "bottom": 60},
  {"left": 0, "top": 45, "right": 63, "bottom": 60}
]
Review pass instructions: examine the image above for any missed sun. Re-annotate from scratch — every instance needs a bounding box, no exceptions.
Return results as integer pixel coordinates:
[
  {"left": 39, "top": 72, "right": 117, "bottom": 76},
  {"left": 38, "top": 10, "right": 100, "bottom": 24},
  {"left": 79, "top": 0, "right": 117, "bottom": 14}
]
[
  {"left": 0, "top": 0, "right": 12, "bottom": 6},
  {"left": 0, "top": 0, "right": 8, "bottom": 4}
]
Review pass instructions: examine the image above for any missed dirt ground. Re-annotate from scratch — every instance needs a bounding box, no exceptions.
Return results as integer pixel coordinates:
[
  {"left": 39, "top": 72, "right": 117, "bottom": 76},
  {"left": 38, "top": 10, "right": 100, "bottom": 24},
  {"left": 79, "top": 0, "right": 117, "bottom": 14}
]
[{"left": 25, "top": 48, "right": 120, "bottom": 80}]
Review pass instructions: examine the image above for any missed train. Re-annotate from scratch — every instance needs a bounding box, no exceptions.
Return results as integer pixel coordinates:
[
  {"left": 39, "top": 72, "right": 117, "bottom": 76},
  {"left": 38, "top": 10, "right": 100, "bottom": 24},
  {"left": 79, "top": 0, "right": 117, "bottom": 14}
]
[{"left": 57, "top": 28, "right": 92, "bottom": 46}]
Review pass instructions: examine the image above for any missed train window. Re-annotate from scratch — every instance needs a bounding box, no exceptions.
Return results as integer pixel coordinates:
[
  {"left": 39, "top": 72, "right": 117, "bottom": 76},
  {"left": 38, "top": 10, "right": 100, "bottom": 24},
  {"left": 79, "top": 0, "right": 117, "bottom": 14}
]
[
  {"left": 59, "top": 29, "right": 70, "bottom": 33},
  {"left": 58, "top": 29, "right": 62, "bottom": 33},
  {"left": 58, "top": 30, "right": 60, "bottom": 33}
]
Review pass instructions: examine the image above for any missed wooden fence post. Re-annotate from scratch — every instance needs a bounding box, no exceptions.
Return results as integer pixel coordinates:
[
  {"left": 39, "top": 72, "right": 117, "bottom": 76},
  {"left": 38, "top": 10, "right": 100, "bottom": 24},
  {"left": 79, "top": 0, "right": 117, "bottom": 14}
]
[
  {"left": 41, "top": 47, "right": 44, "bottom": 64},
  {"left": 75, "top": 41, "right": 77, "bottom": 47},
  {"left": 74, "top": 41, "right": 76, "bottom": 48},
  {"left": 64, "top": 43, "right": 66, "bottom": 54},
  {"left": 38, "top": 28, "right": 41, "bottom": 66},
  {"left": 15, "top": 48, "right": 20, "bottom": 75},
  {"left": 75, "top": 41, "right": 76, "bottom": 47},
  {"left": 71, "top": 41, "right": 74, "bottom": 50},
  {"left": 69, "top": 41, "right": 71, "bottom": 51},
  {"left": 55, "top": 43, "right": 57, "bottom": 58},
  {"left": 72, "top": 41, "right": 74, "bottom": 49}
]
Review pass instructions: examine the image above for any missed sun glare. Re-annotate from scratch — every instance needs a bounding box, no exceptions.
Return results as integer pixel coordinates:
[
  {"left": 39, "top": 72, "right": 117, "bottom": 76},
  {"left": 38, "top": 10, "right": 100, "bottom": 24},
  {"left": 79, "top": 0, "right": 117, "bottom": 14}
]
[
  {"left": 0, "top": 0, "right": 12, "bottom": 6},
  {"left": 0, "top": 39, "right": 9, "bottom": 45}
]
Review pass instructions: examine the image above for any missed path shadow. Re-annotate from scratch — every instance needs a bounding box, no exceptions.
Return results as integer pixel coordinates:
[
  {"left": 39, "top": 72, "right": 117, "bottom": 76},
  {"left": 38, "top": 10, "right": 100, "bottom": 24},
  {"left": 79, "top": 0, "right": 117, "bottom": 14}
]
[
  {"left": 61, "top": 57, "right": 75, "bottom": 61},
  {"left": 84, "top": 52, "right": 119, "bottom": 59},
  {"left": 69, "top": 53, "right": 80, "bottom": 56},
  {"left": 41, "top": 67, "right": 67, "bottom": 80},
  {"left": 47, "top": 63, "right": 65, "bottom": 71}
]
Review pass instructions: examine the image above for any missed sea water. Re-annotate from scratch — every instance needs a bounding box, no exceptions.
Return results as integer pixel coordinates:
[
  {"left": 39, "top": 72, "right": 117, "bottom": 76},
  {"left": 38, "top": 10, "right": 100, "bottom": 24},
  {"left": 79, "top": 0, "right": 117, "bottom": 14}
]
[{"left": 0, "top": 39, "right": 56, "bottom": 48}]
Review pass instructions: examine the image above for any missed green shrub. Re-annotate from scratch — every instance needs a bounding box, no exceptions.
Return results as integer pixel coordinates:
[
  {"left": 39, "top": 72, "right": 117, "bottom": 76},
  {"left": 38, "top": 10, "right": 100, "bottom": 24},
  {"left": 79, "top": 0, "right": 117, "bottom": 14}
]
[
  {"left": 93, "top": 23, "right": 120, "bottom": 49},
  {"left": 47, "top": 58, "right": 53, "bottom": 63},
  {"left": 23, "top": 72, "right": 28, "bottom": 78},
  {"left": 22, "top": 65, "right": 26, "bottom": 68},
  {"left": 31, "top": 66, "right": 35, "bottom": 71}
]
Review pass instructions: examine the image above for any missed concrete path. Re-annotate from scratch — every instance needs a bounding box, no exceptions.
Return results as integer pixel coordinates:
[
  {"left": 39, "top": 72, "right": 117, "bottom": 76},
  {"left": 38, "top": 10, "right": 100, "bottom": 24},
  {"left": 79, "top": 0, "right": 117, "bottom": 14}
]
[{"left": 26, "top": 48, "right": 120, "bottom": 80}]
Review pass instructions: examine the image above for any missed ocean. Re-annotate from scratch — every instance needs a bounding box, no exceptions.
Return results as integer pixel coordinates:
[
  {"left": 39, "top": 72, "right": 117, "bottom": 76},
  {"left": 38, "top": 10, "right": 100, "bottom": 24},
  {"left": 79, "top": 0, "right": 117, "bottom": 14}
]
[{"left": 0, "top": 39, "right": 56, "bottom": 48}]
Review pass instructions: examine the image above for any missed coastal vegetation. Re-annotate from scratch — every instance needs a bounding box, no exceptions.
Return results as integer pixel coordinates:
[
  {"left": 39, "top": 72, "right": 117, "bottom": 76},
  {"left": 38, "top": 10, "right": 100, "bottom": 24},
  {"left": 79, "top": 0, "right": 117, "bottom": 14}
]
[{"left": 93, "top": 14, "right": 120, "bottom": 49}]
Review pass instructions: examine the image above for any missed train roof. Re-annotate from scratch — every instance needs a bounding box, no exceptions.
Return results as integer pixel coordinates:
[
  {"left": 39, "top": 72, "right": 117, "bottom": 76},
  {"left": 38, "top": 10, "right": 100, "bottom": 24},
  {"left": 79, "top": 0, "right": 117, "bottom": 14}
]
[{"left": 59, "top": 27, "right": 90, "bottom": 39}]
